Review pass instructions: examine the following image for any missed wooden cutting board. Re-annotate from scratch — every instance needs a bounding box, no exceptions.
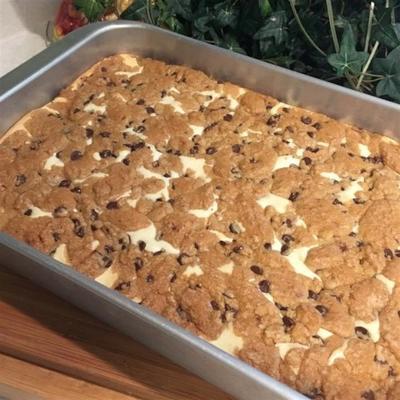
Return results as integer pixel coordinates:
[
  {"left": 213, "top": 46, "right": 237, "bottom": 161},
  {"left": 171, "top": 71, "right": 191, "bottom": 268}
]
[{"left": 0, "top": 267, "right": 232, "bottom": 400}]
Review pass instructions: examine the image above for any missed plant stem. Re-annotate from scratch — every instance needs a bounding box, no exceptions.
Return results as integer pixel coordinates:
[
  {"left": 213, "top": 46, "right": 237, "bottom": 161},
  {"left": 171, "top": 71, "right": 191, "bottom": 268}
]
[
  {"left": 364, "top": 2, "right": 375, "bottom": 52},
  {"left": 146, "top": 0, "right": 154, "bottom": 24},
  {"left": 288, "top": 0, "right": 327, "bottom": 56},
  {"left": 326, "top": 0, "right": 340, "bottom": 53},
  {"left": 356, "top": 41, "right": 380, "bottom": 90}
]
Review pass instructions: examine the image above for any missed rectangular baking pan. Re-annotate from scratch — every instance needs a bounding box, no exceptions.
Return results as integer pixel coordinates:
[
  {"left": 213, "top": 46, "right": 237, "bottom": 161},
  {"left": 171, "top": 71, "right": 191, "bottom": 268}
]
[{"left": 0, "top": 21, "right": 399, "bottom": 400}]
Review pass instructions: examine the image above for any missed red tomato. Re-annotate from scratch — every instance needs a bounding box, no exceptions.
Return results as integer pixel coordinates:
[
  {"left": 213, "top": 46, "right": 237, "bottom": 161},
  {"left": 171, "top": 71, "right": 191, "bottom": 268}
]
[{"left": 54, "top": 0, "right": 87, "bottom": 38}]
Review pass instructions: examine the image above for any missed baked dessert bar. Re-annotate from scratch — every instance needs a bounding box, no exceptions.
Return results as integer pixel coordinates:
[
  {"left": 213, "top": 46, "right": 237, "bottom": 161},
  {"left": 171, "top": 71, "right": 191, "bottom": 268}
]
[{"left": 1, "top": 54, "right": 400, "bottom": 399}]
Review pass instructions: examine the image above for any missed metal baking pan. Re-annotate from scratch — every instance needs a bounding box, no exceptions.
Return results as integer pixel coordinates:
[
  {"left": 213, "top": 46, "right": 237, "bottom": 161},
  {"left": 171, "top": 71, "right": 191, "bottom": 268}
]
[{"left": 0, "top": 21, "right": 399, "bottom": 400}]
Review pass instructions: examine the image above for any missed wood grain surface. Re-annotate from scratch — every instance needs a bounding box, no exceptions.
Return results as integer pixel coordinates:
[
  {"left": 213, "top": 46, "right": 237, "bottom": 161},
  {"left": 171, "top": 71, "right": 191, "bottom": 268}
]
[{"left": 0, "top": 267, "right": 232, "bottom": 400}]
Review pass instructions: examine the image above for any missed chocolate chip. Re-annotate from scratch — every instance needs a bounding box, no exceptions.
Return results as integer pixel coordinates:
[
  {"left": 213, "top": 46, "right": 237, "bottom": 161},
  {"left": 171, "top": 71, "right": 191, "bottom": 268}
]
[
  {"left": 146, "top": 274, "right": 154, "bottom": 283},
  {"left": 190, "top": 145, "right": 199, "bottom": 154},
  {"left": 282, "top": 234, "right": 294, "bottom": 243},
  {"left": 282, "top": 316, "right": 295, "bottom": 330},
  {"left": 250, "top": 265, "right": 263, "bottom": 275},
  {"left": 29, "top": 140, "right": 42, "bottom": 151},
  {"left": 306, "top": 146, "right": 320, "bottom": 153},
  {"left": 99, "top": 149, "right": 113, "bottom": 158},
  {"left": 355, "top": 326, "right": 369, "bottom": 340},
  {"left": 276, "top": 303, "right": 288, "bottom": 311},
  {"left": 259, "top": 279, "right": 270, "bottom": 293},
  {"left": 52, "top": 232, "right": 61, "bottom": 242},
  {"left": 70, "top": 150, "right": 83, "bottom": 161},
  {"left": 134, "top": 257, "right": 143, "bottom": 271},
  {"left": 307, "top": 131, "right": 315, "bottom": 138},
  {"left": 303, "top": 156, "right": 312, "bottom": 166},
  {"left": 24, "top": 209, "right": 32, "bottom": 216},
  {"left": 266, "top": 114, "right": 280, "bottom": 127},
  {"left": 206, "top": 146, "right": 217, "bottom": 155},
  {"left": 177, "top": 305, "right": 191, "bottom": 321},
  {"left": 353, "top": 198, "right": 366, "bottom": 205},
  {"left": 224, "top": 114, "right": 233, "bottom": 121},
  {"left": 301, "top": 116, "right": 312, "bottom": 125},
  {"left": 361, "top": 390, "right": 375, "bottom": 400},
  {"left": 264, "top": 242, "right": 272, "bottom": 251},
  {"left": 54, "top": 206, "right": 67, "bottom": 217},
  {"left": 177, "top": 253, "right": 189, "bottom": 265},
  {"left": 85, "top": 128, "right": 94, "bottom": 138},
  {"left": 289, "top": 191, "right": 299, "bottom": 201},
  {"left": 170, "top": 272, "right": 177, "bottom": 283},
  {"left": 308, "top": 290, "right": 319, "bottom": 300},
  {"left": 229, "top": 223, "right": 242, "bottom": 234},
  {"left": 349, "top": 231, "right": 357, "bottom": 237},
  {"left": 122, "top": 158, "right": 130, "bottom": 166},
  {"left": 115, "top": 281, "right": 131, "bottom": 291},
  {"left": 146, "top": 106, "right": 155, "bottom": 114},
  {"left": 312, "top": 122, "right": 321, "bottom": 130},
  {"left": 99, "top": 131, "right": 111, "bottom": 138},
  {"left": 88, "top": 210, "right": 98, "bottom": 222},
  {"left": 224, "top": 303, "right": 238, "bottom": 318},
  {"left": 232, "top": 144, "right": 241, "bottom": 153},
  {"left": 384, "top": 248, "right": 394, "bottom": 259},
  {"left": 280, "top": 244, "right": 290, "bottom": 255},
  {"left": 315, "top": 305, "right": 328, "bottom": 316},
  {"left": 232, "top": 245, "right": 243, "bottom": 253},
  {"left": 339, "top": 243, "right": 348, "bottom": 252},
  {"left": 136, "top": 99, "right": 145, "bottom": 105},
  {"left": 71, "top": 186, "right": 82, "bottom": 194},
  {"left": 102, "top": 256, "right": 113, "bottom": 268},
  {"left": 74, "top": 226, "right": 85, "bottom": 238},
  {"left": 15, "top": 174, "right": 26, "bottom": 187},
  {"left": 210, "top": 300, "right": 220, "bottom": 310},
  {"left": 125, "top": 142, "right": 145, "bottom": 152},
  {"left": 59, "top": 179, "right": 71, "bottom": 188},
  {"left": 395, "top": 250, "right": 400, "bottom": 258},
  {"left": 104, "top": 245, "right": 114, "bottom": 254},
  {"left": 106, "top": 201, "right": 119, "bottom": 210},
  {"left": 134, "top": 125, "right": 146, "bottom": 133},
  {"left": 332, "top": 198, "right": 343, "bottom": 205},
  {"left": 138, "top": 241, "right": 146, "bottom": 251},
  {"left": 219, "top": 240, "right": 227, "bottom": 246}
]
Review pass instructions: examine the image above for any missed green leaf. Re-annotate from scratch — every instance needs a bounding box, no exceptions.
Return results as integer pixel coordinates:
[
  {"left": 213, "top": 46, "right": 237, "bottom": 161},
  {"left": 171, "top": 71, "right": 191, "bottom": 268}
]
[
  {"left": 120, "top": 0, "right": 148, "bottom": 21},
  {"left": 374, "top": 23, "right": 400, "bottom": 49},
  {"left": 74, "top": 0, "right": 106, "bottom": 21},
  {"left": 373, "top": 46, "right": 400, "bottom": 101},
  {"left": 259, "top": 0, "right": 271, "bottom": 18},
  {"left": 214, "top": 2, "right": 239, "bottom": 28},
  {"left": 327, "top": 24, "right": 369, "bottom": 76},
  {"left": 166, "top": 0, "right": 192, "bottom": 20},
  {"left": 194, "top": 15, "right": 212, "bottom": 33},
  {"left": 221, "top": 34, "right": 247, "bottom": 55},
  {"left": 253, "top": 11, "right": 287, "bottom": 45}
]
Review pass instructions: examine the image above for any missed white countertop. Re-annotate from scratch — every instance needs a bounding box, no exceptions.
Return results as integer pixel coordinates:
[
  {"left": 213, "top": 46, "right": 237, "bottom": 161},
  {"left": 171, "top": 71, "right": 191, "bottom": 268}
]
[{"left": 0, "top": 0, "right": 59, "bottom": 77}]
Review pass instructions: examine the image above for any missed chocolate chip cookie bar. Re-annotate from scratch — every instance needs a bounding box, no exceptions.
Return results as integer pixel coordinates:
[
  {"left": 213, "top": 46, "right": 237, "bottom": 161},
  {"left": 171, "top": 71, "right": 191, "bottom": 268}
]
[{"left": 1, "top": 54, "right": 400, "bottom": 399}]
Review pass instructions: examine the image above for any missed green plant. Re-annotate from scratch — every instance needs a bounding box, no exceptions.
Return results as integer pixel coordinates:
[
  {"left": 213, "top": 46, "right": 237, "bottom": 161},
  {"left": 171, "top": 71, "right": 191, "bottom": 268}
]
[{"left": 74, "top": 0, "right": 400, "bottom": 103}]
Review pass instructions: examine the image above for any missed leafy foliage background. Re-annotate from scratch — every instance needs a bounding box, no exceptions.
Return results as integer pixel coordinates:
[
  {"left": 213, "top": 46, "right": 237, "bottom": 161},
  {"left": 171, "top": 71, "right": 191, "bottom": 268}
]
[{"left": 75, "top": 0, "right": 400, "bottom": 103}]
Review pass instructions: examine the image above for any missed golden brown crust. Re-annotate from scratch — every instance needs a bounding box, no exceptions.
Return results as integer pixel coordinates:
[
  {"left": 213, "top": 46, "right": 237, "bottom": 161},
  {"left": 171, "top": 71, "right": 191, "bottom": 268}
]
[{"left": 1, "top": 53, "right": 400, "bottom": 399}]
